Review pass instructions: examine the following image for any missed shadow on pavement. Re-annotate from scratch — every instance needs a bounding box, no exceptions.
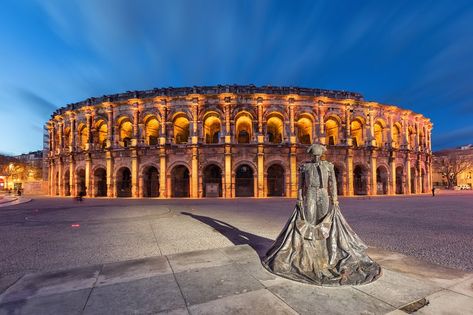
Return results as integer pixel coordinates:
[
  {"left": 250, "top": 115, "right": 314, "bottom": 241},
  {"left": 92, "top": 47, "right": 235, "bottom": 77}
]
[{"left": 181, "top": 212, "right": 273, "bottom": 257}]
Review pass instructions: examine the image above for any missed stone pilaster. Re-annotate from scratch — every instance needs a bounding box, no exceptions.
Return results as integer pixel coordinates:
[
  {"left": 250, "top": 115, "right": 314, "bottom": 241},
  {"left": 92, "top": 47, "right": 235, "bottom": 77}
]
[{"left": 346, "top": 149, "right": 354, "bottom": 196}]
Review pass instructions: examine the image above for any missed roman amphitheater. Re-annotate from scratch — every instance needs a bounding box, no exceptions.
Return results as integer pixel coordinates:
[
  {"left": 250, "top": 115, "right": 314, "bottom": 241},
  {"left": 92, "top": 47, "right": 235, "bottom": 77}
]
[{"left": 46, "top": 85, "right": 432, "bottom": 198}]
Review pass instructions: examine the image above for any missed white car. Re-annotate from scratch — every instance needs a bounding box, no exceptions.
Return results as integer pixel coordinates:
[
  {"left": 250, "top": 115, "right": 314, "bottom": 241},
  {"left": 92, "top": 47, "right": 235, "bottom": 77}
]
[{"left": 456, "top": 184, "right": 472, "bottom": 190}]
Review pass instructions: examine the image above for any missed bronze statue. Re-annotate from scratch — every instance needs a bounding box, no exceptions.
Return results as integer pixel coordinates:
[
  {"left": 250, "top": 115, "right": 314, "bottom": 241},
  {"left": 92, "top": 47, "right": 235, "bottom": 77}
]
[{"left": 262, "top": 143, "right": 381, "bottom": 286}]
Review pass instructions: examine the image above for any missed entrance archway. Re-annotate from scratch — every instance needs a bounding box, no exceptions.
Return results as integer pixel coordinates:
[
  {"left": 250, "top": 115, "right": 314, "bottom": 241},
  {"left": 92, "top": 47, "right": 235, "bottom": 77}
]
[
  {"left": 55, "top": 172, "right": 59, "bottom": 195},
  {"left": 396, "top": 166, "right": 403, "bottom": 194},
  {"left": 143, "top": 166, "right": 159, "bottom": 197},
  {"left": 203, "top": 164, "right": 222, "bottom": 197},
  {"left": 376, "top": 166, "right": 388, "bottom": 195},
  {"left": 421, "top": 169, "right": 426, "bottom": 193},
  {"left": 77, "top": 169, "right": 86, "bottom": 196},
  {"left": 354, "top": 165, "right": 368, "bottom": 195},
  {"left": 64, "top": 170, "right": 70, "bottom": 196},
  {"left": 116, "top": 167, "right": 132, "bottom": 197},
  {"left": 94, "top": 168, "right": 107, "bottom": 197},
  {"left": 267, "top": 164, "right": 285, "bottom": 196},
  {"left": 171, "top": 165, "right": 189, "bottom": 197},
  {"left": 410, "top": 167, "right": 416, "bottom": 193},
  {"left": 235, "top": 164, "right": 254, "bottom": 197}
]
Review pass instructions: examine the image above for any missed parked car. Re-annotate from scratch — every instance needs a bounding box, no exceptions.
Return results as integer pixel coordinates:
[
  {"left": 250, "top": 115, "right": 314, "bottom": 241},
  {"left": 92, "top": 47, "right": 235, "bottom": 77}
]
[{"left": 454, "top": 184, "right": 472, "bottom": 190}]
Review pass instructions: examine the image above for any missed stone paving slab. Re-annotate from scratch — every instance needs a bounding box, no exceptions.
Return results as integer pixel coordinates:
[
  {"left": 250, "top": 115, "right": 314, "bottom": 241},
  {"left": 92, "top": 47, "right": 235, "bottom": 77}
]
[
  {"left": 96, "top": 255, "right": 172, "bottom": 287},
  {"left": 415, "top": 289, "right": 473, "bottom": 314},
  {"left": 174, "top": 263, "right": 264, "bottom": 306},
  {"left": 83, "top": 274, "right": 186, "bottom": 315},
  {"left": 0, "top": 265, "right": 101, "bottom": 304},
  {"left": 0, "top": 288, "right": 91, "bottom": 315},
  {"left": 188, "top": 289, "right": 297, "bottom": 315},
  {"left": 1, "top": 244, "right": 472, "bottom": 314}
]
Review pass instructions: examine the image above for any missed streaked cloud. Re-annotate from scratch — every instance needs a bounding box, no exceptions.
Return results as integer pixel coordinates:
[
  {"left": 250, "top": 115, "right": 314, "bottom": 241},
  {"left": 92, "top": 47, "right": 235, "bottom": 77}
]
[{"left": 0, "top": 0, "right": 471, "bottom": 154}]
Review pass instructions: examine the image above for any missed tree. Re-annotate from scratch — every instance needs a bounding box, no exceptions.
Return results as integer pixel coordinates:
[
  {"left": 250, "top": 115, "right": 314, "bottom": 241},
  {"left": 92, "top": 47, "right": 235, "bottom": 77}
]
[{"left": 434, "top": 153, "right": 473, "bottom": 188}]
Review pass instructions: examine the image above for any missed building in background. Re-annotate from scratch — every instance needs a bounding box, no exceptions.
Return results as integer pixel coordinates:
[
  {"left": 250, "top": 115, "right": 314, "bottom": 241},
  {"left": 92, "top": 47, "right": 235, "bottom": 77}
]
[
  {"left": 0, "top": 150, "right": 46, "bottom": 194},
  {"left": 45, "top": 85, "right": 433, "bottom": 198},
  {"left": 433, "top": 145, "right": 473, "bottom": 189}
]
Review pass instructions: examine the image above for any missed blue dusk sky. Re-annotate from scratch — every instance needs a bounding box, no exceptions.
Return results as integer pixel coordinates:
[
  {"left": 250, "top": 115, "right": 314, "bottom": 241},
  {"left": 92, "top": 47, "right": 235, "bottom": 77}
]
[{"left": 0, "top": 0, "right": 472, "bottom": 155}]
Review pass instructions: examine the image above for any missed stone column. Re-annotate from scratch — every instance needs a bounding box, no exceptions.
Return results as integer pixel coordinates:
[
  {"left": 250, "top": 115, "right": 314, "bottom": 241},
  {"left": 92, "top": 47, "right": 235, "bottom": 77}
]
[
  {"left": 191, "top": 145, "right": 199, "bottom": 198},
  {"left": 317, "top": 102, "right": 326, "bottom": 144},
  {"left": 190, "top": 100, "right": 200, "bottom": 198},
  {"left": 58, "top": 158, "right": 63, "bottom": 196},
  {"left": 370, "top": 150, "right": 377, "bottom": 195},
  {"left": 288, "top": 100, "right": 297, "bottom": 198},
  {"left": 83, "top": 112, "right": 92, "bottom": 197},
  {"left": 159, "top": 104, "right": 167, "bottom": 198},
  {"left": 406, "top": 156, "right": 412, "bottom": 195},
  {"left": 415, "top": 121, "right": 420, "bottom": 151},
  {"left": 69, "top": 157, "right": 75, "bottom": 197},
  {"left": 70, "top": 116, "right": 76, "bottom": 152},
  {"left": 257, "top": 134, "right": 265, "bottom": 198},
  {"left": 346, "top": 106, "right": 352, "bottom": 146},
  {"left": 131, "top": 106, "right": 140, "bottom": 197},
  {"left": 368, "top": 108, "right": 375, "bottom": 146},
  {"left": 48, "top": 159, "right": 54, "bottom": 196},
  {"left": 85, "top": 154, "right": 91, "bottom": 197},
  {"left": 224, "top": 104, "right": 232, "bottom": 198},
  {"left": 346, "top": 149, "right": 354, "bottom": 196},
  {"left": 389, "top": 152, "right": 396, "bottom": 195},
  {"left": 289, "top": 144, "right": 297, "bottom": 197},
  {"left": 159, "top": 146, "right": 166, "bottom": 198}
]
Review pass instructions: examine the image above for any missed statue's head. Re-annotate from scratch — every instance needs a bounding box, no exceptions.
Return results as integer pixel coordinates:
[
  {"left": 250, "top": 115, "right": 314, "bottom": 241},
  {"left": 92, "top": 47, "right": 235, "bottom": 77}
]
[{"left": 306, "top": 143, "right": 327, "bottom": 157}]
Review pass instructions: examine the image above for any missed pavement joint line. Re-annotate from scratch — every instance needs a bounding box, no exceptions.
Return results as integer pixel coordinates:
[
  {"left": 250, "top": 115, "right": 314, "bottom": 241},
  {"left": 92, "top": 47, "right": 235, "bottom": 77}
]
[
  {"left": 149, "top": 220, "right": 164, "bottom": 256},
  {"left": 0, "top": 274, "right": 24, "bottom": 297},
  {"left": 81, "top": 263, "right": 104, "bottom": 314},
  {"left": 351, "top": 282, "right": 404, "bottom": 310},
  {"left": 165, "top": 255, "right": 191, "bottom": 314}
]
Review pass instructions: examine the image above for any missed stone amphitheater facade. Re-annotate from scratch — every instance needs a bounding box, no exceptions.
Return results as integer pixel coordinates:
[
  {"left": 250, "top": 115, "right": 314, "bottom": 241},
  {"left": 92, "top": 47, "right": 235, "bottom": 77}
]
[{"left": 45, "top": 85, "right": 433, "bottom": 198}]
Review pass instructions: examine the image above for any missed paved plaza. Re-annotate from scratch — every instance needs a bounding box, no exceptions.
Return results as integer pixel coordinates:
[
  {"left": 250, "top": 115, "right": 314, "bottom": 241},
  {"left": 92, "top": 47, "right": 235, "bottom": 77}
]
[{"left": 0, "top": 192, "right": 472, "bottom": 314}]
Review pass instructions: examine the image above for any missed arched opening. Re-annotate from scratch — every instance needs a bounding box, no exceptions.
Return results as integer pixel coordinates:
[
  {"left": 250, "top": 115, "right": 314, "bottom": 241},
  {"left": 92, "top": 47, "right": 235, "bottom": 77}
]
[
  {"left": 419, "top": 130, "right": 425, "bottom": 149},
  {"left": 410, "top": 167, "right": 416, "bottom": 193},
  {"left": 266, "top": 115, "right": 284, "bottom": 144},
  {"left": 171, "top": 165, "right": 190, "bottom": 197},
  {"left": 396, "top": 166, "right": 403, "bottom": 194},
  {"left": 203, "top": 164, "right": 222, "bottom": 197},
  {"left": 408, "top": 127, "right": 415, "bottom": 150},
  {"left": 421, "top": 168, "right": 426, "bottom": 193},
  {"left": 235, "top": 113, "right": 253, "bottom": 144},
  {"left": 203, "top": 114, "right": 221, "bottom": 144},
  {"left": 354, "top": 165, "right": 368, "bottom": 195},
  {"left": 235, "top": 164, "right": 254, "bottom": 197},
  {"left": 374, "top": 121, "right": 384, "bottom": 148},
  {"left": 78, "top": 124, "right": 88, "bottom": 150},
  {"left": 77, "top": 169, "right": 86, "bottom": 196},
  {"left": 64, "top": 127, "right": 71, "bottom": 149},
  {"left": 267, "top": 164, "right": 285, "bottom": 196},
  {"left": 116, "top": 167, "right": 132, "bottom": 197},
  {"left": 173, "top": 114, "right": 190, "bottom": 144},
  {"left": 296, "top": 117, "right": 312, "bottom": 144},
  {"left": 376, "top": 166, "right": 388, "bottom": 195},
  {"left": 143, "top": 166, "right": 159, "bottom": 197},
  {"left": 55, "top": 172, "right": 59, "bottom": 195},
  {"left": 64, "top": 170, "right": 70, "bottom": 196},
  {"left": 351, "top": 119, "right": 363, "bottom": 147},
  {"left": 333, "top": 165, "right": 343, "bottom": 195},
  {"left": 325, "top": 117, "right": 339, "bottom": 145},
  {"left": 118, "top": 118, "right": 133, "bottom": 148},
  {"left": 392, "top": 124, "right": 401, "bottom": 149},
  {"left": 145, "top": 116, "right": 159, "bottom": 145},
  {"left": 94, "top": 168, "right": 107, "bottom": 197}
]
